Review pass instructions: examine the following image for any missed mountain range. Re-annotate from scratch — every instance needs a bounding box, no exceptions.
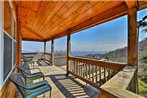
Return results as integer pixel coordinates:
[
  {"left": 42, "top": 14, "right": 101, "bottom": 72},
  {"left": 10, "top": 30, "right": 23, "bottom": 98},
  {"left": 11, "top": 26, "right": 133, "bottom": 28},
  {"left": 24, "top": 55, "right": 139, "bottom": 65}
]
[{"left": 83, "top": 38, "right": 147, "bottom": 64}]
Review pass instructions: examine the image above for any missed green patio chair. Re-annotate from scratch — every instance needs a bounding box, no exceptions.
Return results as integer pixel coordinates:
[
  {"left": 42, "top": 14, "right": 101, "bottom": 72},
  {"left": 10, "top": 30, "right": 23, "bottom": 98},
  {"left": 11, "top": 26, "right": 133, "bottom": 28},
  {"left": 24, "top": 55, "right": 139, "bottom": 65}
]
[
  {"left": 22, "top": 53, "right": 52, "bottom": 67},
  {"left": 9, "top": 73, "right": 52, "bottom": 98},
  {"left": 18, "top": 65, "right": 45, "bottom": 84}
]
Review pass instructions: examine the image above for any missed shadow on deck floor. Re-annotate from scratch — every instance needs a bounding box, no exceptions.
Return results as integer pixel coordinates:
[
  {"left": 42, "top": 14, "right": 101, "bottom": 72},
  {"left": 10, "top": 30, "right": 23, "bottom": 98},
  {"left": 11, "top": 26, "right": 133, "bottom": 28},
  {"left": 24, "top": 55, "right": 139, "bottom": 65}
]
[
  {"left": 47, "top": 74, "right": 89, "bottom": 98},
  {"left": 15, "top": 65, "right": 99, "bottom": 98}
]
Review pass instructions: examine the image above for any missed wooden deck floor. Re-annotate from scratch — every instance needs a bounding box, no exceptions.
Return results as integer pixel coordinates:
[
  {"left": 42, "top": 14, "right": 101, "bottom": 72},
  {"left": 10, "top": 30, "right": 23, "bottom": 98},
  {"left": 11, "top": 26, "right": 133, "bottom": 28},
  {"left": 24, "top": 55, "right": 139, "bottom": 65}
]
[{"left": 15, "top": 64, "right": 99, "bottom": 98}]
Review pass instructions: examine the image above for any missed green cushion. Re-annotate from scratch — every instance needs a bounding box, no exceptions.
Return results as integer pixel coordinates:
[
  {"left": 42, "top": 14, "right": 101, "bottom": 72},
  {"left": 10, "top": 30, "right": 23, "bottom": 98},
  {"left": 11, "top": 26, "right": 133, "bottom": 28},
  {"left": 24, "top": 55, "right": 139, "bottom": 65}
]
[
  {"left": 26, "top": 85, "right": 51, "bottom": 98},
  {"left": 26, "top": 80, "right": 49, "bottom": 89}
]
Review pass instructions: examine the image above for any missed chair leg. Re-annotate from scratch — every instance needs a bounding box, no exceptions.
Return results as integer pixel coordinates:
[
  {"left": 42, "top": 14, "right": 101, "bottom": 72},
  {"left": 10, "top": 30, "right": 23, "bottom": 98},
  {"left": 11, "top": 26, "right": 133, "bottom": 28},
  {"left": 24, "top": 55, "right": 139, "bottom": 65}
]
[
  {"left": 50, "top": 90, "right": 51, "bottom": 98},
  {"left": 43, "top": 93, "right": 45, "bottom": 97}
]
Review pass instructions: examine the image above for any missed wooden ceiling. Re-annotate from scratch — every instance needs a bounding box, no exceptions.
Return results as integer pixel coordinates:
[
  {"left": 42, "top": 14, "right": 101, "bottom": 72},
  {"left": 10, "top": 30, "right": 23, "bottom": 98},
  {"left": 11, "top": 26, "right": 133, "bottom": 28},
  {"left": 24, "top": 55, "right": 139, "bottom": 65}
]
[
  {"left": 13, "top": 1, "right": 147, "bottom": 42},
  {"left": 4, "top": 1, "right": 11, "bottom": 35}
]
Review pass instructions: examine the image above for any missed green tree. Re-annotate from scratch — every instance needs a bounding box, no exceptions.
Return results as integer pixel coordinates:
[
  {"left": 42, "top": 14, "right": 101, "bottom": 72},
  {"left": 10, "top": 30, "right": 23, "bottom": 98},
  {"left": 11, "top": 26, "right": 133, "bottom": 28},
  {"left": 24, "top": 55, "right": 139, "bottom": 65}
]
[
  {"left": 140, "top": 52, "right": 147, "bottom": 72},
  {"left": 138, "top": 15, "right": 147, "bottom": 33},
  {"left": 105, "top": 53, "right": 109, "bottom": 61}
]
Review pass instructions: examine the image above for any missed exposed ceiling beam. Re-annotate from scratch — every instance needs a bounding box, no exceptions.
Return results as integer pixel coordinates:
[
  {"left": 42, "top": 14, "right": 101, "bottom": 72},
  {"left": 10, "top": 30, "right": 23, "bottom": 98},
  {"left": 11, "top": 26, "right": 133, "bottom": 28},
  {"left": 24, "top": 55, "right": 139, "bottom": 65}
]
[
  {"left": 22, "top": 38, "right": 44, "bottom": 42},
  {"left": 124, "top": 0, "right": 138, "bottom": 9},
  {"left": 21, "top": 26, "right": 45, "bottom": 39},
  {"left": 139, "top": 1, "right": 147, "bottom": 10}
]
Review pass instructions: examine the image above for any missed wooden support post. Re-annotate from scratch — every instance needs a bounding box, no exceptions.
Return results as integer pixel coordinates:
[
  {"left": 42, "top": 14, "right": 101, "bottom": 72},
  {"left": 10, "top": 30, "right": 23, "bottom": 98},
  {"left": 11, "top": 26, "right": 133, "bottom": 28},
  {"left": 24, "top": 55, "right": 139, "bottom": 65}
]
[
  {"left": 16, "top": 28, "right": 22, "bottom": 66},
  {"left": 66, "top": 34, "right": 71, "bottom": 76},
  {"left": 44, "top": 42, "right": 46, "bottom": 59},
  {"left": 128, "top": 7, "right": 138, "bottom": 93},
  {"left": 51, "top": 39, "right": 54, "bottom": 65},
  {"left": 16, "top": 5, "right": 22, "bottom": 67}
]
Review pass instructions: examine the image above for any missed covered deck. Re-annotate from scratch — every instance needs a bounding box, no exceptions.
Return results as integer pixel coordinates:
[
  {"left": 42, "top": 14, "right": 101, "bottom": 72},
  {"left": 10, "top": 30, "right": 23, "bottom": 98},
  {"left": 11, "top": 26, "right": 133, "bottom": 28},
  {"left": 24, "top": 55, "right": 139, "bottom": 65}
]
[
  {"left": 15, "top": 63, "right": 100, "bottom": 98},
  {"left": 0, "top": 1, "right": 147, "bottom": 98}
]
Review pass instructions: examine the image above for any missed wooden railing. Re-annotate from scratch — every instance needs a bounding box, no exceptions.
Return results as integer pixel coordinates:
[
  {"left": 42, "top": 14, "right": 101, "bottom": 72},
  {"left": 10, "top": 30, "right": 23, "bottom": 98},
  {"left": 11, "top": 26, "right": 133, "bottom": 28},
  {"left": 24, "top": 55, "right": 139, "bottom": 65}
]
[
  {"left": 100, "top": 66, "right": 144, "bottom": 98},
  {"left": 22, "top": 52, "right": 66, "bottom": 66},
  {"left": 68, "top": 56, "right": 144, "bottom": 98},
  {"left": 54, "top": 56, "right": 66, "bottom": 66},
  {"left": 68, "top": 56, "right": 126, "bottom": 88},
  {"left": 21, "top": 53, "right": 144, "bottom": 98}
]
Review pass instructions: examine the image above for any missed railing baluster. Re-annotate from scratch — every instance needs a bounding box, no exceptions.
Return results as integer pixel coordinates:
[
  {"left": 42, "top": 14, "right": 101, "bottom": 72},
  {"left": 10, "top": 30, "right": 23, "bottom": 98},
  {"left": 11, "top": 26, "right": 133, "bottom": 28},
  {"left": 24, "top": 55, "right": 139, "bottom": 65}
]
[
  {"left": 92, "top": 65, "right": 94, "bottom": 82},
  {"left": 104, "top": 67, "right": 106, "bottom": 83},
  {"left": 83, "top": 63, "right": 86, "bottom": 78},
  {"left": 77, "top": 62, "right": 78, "bottom": 74},
  {"left": 79, "top": 62, "right": 81, "bottom": 76},
  {"left": 89, "top": 64, "right": 91, "bottom": 81},
  {"left": 73, "top": 61, "right": 75, "bottom": 73},
  {"left": 108, "top": 68, "right": 111, "bottom": 79},
  {"left": 76, "top": 62, "right": 78, "bottom": 75},
  {"left": 86, "top": 64, "right": 88, "bottom": 79},
  {"left": 96, "top": 66, "right": 98, "bottom": 83},
  {"left": 81, "top": 63, "right": 82, "bottom": 77},
  {"left": 80, "top": 62, "right": 82, "bottom": 76},
  {"left": 68, "top": 62, "right": 72, "bottom": 71},
  {"left": 99, "top": 67, "right": 102, "bottom": 85},
  {"left": 68, "top": 57, "right": 125, "bottom": 89}
]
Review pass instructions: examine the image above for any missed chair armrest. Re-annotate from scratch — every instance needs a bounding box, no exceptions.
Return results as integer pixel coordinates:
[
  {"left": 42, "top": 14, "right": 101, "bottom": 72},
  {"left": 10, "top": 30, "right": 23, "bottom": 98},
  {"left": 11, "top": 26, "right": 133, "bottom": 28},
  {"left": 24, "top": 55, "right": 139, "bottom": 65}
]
[{"left": 29, "top": 67, "right": 41, "bottom": 72}]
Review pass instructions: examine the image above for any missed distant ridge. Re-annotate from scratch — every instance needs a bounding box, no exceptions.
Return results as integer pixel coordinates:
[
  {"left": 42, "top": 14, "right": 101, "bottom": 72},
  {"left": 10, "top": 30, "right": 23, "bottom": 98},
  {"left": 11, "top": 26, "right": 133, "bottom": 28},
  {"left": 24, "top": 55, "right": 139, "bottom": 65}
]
[
  {"left": 82, "top": 38, "right": 147, "bottom": 63},
  {"left": 100, "top": 38, "right": 147, "bottom": 62}
]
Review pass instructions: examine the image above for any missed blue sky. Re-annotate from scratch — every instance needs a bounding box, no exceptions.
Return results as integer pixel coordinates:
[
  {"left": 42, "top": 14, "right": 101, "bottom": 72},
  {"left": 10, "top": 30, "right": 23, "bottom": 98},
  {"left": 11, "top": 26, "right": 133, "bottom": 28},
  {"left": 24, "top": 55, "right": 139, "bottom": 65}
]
[{"left": 22, "top": 8, "right": 147, "bottom": 53}]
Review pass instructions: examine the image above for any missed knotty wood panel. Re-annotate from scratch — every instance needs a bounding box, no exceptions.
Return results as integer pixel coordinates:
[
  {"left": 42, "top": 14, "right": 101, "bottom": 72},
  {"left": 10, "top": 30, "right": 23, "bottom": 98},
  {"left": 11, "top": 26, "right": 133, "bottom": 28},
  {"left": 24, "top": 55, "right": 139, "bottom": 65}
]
[
  {"left": 4, "top": 1, "right": 11, "bottom": 36},
  {"left": 15, "top": 1, "right": 147, "bottom": 41},
  {"left": 46, "top": 1, "right": 126, "bottom": 40}
]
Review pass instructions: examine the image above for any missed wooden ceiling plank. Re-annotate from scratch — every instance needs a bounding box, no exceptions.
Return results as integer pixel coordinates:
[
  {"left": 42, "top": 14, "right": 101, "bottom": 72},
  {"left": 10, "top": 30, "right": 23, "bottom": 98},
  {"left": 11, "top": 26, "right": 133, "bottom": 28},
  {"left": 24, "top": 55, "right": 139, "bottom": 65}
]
[
  {"left": 56, "top": 1, "right": 122, "bottom": 35},
  {"left": 44, "top": 1, "right": 98, "bottom": 37},
  {"left": 43, "top": 1, "right": 75, "bottom": 31},
  {"left": 22, "top": 26, "right": 44, "bottom": 39},
  {"left": 16, "top": 1, "right": 144, "bottom": 41},
  {"left": 32, "top": 1, "right": 50, "bottom": 31},
  {"left": 35, "top": 1, "right": 57, "bottom": 33},
  {"left": 21, "top": 28, "right": 43, "bottom": 41},
  {"left": 43, "top": 1, "right": 89, "bottom": 37},
  {"left": 32, "top": 1, "right": 51, "bottom": 33},
  {"left": 19, "top": 1, "right": 32, "bottom": 29},
  {"left": 28, "top": 1, "right": 40, "bottom": 27},
  {"left": 25, "top": 1, "right": 33, "bottom": 27},
  {"left": 45, "top": 2, "right": 127, "bottom": 41},
  {"left": 18, "top": 7, "right": 26, "bottom": 18},
  {"left": 139, "top": 1, "right": 147, "bottom": 10},
  {"left": 22, "top": 38, "right": 44, "bottom": 42},
  {"left": 21, "top": 29, "right": 43, "bottom": 41},
  {"left": 41, "top": 1, "right": 76, "bottom": 37},
  {"left": 30, "top": 1, "right": 42, "bottom": 31},
  {"left": 38, "top": 1, "right": 66, "bottom": 34},
  {"left": 47, "top": 1, "right": 67, "bottom": 26},
  {"left": 46, "top": 1, "right": 121, "bottom": 37},
  {"left": 31, "top": 1, "right": 40, "bottom": 12}
]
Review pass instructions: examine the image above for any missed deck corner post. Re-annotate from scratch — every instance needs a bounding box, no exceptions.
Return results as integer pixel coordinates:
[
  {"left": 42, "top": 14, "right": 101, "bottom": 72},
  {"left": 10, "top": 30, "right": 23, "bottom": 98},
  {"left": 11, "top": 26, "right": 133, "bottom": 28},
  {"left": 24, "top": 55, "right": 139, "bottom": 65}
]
[
  {"left": 66, "top": 33, "right": 71, "bottom": 76},
  {"left": 127, "top": 7, "right": 138, "bottom": 94},
  {"left": 16, "top": 31, "right": 22, "bottom": 67},
  {"left": 51, "top": 39, "right": 54, "bottom": 65}
]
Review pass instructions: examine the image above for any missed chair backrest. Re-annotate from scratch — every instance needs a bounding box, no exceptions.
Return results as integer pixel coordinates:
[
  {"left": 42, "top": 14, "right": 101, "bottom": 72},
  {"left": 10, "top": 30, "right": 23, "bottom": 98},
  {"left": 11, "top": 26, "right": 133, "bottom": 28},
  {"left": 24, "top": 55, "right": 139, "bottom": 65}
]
[
  {"left": 9, "top": 73, "right": 25, "bottom": 97},
  {"left": 33, "top": 52, "right": 43, "bottom": 61},
  {"left": 18, "top": 65, "right": 31, "bottom": 75}
]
